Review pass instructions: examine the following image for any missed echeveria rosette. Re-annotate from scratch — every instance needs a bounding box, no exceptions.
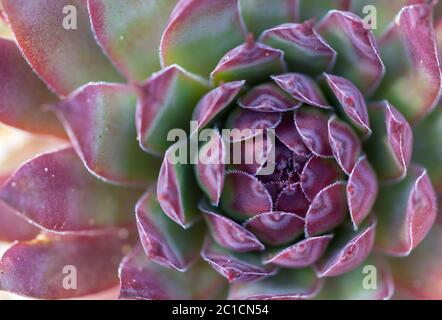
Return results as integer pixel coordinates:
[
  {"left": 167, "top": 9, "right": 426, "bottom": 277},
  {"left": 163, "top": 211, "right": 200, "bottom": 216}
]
[{"left": 0, "top": 0, "right": 440, "bottom": 300}]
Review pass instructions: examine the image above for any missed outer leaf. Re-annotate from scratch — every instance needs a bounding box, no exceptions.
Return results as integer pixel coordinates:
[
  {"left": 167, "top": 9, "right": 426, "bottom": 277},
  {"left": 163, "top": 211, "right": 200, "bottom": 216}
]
[
  {"left": 119, "top": 246, "right": 227, "bottom": 300},
  {"left": 0, "top": 201, "right": 39, "bottom": 242},
  {"left": 374, "top": 165, "right": 437, "bottom": 257},
  {"left": 318, "top": 11, "right": 385, "bottom": 95},
  {"left": 137, "top": 65, "right": 210, "bottom": 154},
  {"left": 228, "top": 268, "right": 323, "bottom": 300},
  {"left": 377, "top": 3, "right": 442, "bottom": 124},
  {"left": 390, "top": 222, "right": 442, "bottom": 299},
  {"left": 88, "top": 0, "right": 177, "bottom": 82},
  {"left": 316, "top": 255, "right": 394, "bottom": 300},
  {"left": 55, "top": 83, "right": 161, "bottom": 186},
  {"left": 298, "top": 0, "right": 351, "bottom": 21},
  {"left": 0, "top": 148, "right": 141, "bottom": 233},
  {"left": 413, "top": 108, "right": 442, "bottom": 193},
  {"left": 260, "top": 22, "right": 336, "bottom": 76},
  {"left": 0, "top": 39, "right": 65, "bottom": 138},
  {"left": 0, "top": 232, "right": 133, "bottom": 299},
  {"left": 136, "top": 190, "right": 204, "bottom": 272},
  {"left": 160, "top": 0, "right": 246, "bottom": 78},
  {"left": 365, "top": 101, "right": 413, "bottom": 182},
  {"left": 239, "top": 0, "right": 298, "bottom": 36},
  {"left": 1, "top": 0, "right": 123, "bottom": 97}
]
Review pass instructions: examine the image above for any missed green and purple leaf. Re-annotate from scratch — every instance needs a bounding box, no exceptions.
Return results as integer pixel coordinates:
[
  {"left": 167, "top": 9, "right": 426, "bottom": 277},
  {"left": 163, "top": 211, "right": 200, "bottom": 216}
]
[
  {"left": 375, "top": 165, "right": 437, "bottom": 257},
  {"left": 160, "top": 0, "right": 246, "bottom": 78},
  {"left": 55, "top": 83, "right": 161, "bottom": 186},
  {"left": 0, "top": 232, "right": 133, "bottom": 299},
  {"left": 0, "top": 148, "right": 141, "bottom": 233},
  {"left": 211, "top": 38, "right": 286, "bottom": 85},
  {"left": 316, "top": 217, "right": 377, "bottom": 277},
  {"left": 88, "top": 0, "right": 177, "bottom": 82},
  {"left": 1, "top": 0, "right": 123, "bottom": 97},
  {"left": 0, "top": 39, "right": 65, "bottom": 138},
  {"left": 365, "top": 101, "right": 413, "bottom": 182},
  {"left": 136, "top": 190, "right": 205, "bottom": 272},
  {"left": 137, "top": 65, "right": 210, "bottom": 154},
  {"left": 318, "top": 11, "right": 385, "bottom": 94},
  {"left": 260, "top": 22, "right": 336, "bottom": 76},
  {"left": 377, "top": 3, "right": 442, "bottom": 124}
]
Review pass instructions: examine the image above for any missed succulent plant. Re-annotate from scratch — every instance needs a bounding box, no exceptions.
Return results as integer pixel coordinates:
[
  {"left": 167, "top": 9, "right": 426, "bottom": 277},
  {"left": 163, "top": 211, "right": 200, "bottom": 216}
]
[{"left": 0, "top": 0, "right": 442, "bottom": 300}]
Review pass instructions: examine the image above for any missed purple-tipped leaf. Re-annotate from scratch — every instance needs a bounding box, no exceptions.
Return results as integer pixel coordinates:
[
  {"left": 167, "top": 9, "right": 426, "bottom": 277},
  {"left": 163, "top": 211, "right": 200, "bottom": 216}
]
[{"left": 239, "top": 83, "right": 301, "bottom": 112}]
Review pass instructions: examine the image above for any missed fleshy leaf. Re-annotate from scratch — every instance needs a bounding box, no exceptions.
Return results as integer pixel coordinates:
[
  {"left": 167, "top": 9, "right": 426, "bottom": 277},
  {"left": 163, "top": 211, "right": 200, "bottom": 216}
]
[
  {"left": 1, "top": 0, "right": 123, "bottom": 97},
  {"left": 219, "top": 171, "right": 272, "bottom": 220},
  {"left": 199, "top": 200, "right": 264, "bottom": 252},
  {"left": 225, "top": 108, "right": 281, "bottom": 142},
  {"left": 298, "top": 0, "right": 352, "bottom": 21},
  {"left": 374, "top": 165, "right": 437, "bottom": 257},
  {"left": 328, "top": 115, "right": 361, "bottom": 174},
  {"left": 55, "top": 83, "right": 161, "bottom": 186},
  {"left": 316, "top": 217, "right": 377, "bottom": 277},
  {"left": 275, "top": 114, "right": 311, "bottom": 159},
  {"left": 0, "top": 232, "right": 133, "bottom": 299},
  {"left": 377, "top": 3, "right": 442, "bottom": 124},
  {"left": 351, "top": 0, "right": 426, "bottom": 37},
  {"left": 136, "top": 190, "right": 204, "bottom": 272},
  {"left": 239, "top": 0, "right": 298, "bottom": 36},
  {"left": 317, "top": 255, "right": 394, "bottom": 300},
  {"left": 211, "top": 39, "right": 286, "bottom": 85},
  {"left": 228, "top": 132, "right": 273, "bottom": 175},
  {"left": 275, "top": 183, "right": 310, "bottom": 216},
  {"left": 300, "top": 157, "right": 344, "bottom": 201},
  {"left": 347, "top": 156, "right": 378, "bottom": 230},
  {"left": 88, "top": 0, "right": 177, "bottom": 82},
  {"left": 413, "top": 108, "right": 442, "bottom": 193},
  {"left": 295, "top": 107, "right": 333, "bottom": 157},
  {"left": 365, "top": 101, "right": 413, "bottom": 182},
  {"left": 192, "top": 81, "right": 245, "bottom": 134},
  {"left": 317, "top": 11, "right": 385, "bottom": 94},
  {"left": 238, "top": 83, "right": 301, "bottom": 112},
  {"left": 228, "top": 268, "right": 322, "bottom": 300},
  {"left": 243, "top": 211, "right": 304, "bottom": 246},
  {"left": 119, "top": 246, "right": 227, "bottom": 300},
  {"left": 160, "top": 0, "right": 246, "bottom": 78},
  {"left": 137, "top": 65, "right": 210, "bottom": 154},
  {"left": 0, "top": 148, "right": 141, "bottom": 233},
  {"left": 305, "top": 182, "right": 347, "bottom": 237},
  {"left": 157, "top": 142, "right": 202, "bottom": 228},
  {"left": 390, "top": 222, "right": 442, "bottom": 299},
  {"left": 201, "top": 237, "right": 276, "bottom": 283},
  {"left": 0, "top": 201, "right": 39, "bottom": 242},
  {"left": 272, "top": 73, "right": 331, "bottom": 109},
  {"left": 322, "top": 73, "right": 371, "bottom": 137},
  {"left": 264, "top": 235, "right": 333, "bottom": 268},
  {"left": 194, "top": 130, "right": 226, "bottom": 206},
  {"left": 0, "top": 39, "right": 65, "bottom": 138},
  {"left": 260, "top": 22, "right": 336, "bottom": 75}
]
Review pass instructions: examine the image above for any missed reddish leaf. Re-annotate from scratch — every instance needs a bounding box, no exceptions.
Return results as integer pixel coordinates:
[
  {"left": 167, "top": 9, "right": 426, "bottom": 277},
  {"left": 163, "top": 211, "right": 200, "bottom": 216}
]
[{"left": 239, "top": 83, "right": 301, "bottom": 112}]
